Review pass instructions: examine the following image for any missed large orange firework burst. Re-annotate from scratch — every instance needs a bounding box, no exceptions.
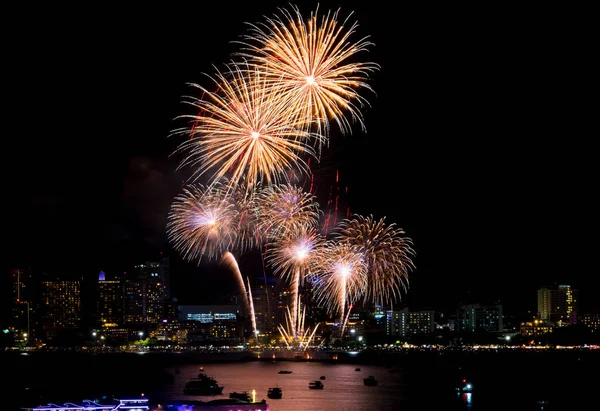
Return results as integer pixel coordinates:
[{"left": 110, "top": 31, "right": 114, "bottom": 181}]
[
  {"left": 255, "top": 183, "right": 322, "bottom": 241},
  {"left": 166, "top": 180, "right": 258, "bottom": 263},
  {"left": 171, "top": 61, "right": 323, "bottom": 194},
  {"left": 237, "top": 4, "right": 379, "bottom": 148},
  {"left": 334, "top": 214, "right": 416, "bottom": 306}
]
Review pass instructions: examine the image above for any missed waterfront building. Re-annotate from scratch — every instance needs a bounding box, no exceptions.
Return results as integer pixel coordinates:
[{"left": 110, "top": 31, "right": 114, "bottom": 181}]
[{"left": 537, "top": 285, "right": 579, "bottom": 326}]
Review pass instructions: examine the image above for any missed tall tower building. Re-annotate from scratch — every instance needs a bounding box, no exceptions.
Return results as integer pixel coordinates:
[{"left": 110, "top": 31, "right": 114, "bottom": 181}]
[
  {"left": 40, "top": 279, "right": 81, "bottom": 335},
  {"left": 97, "top": 271, "right": 124, "bottom": 326},
  {"left": 251, "top": 276, "right": 279, "bottom": 335},
  {"left": 123, "top": 261, "right": 167, "bottom": 324},
  {"left": 9, "top": 268, "right": 36, "bottom": 343},
  {"left": 537, "top": 285, "right": 579, "bottom": 325}
]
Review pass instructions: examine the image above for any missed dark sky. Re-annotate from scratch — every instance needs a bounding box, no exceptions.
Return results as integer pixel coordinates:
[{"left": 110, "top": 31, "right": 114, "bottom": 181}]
[{"left": 4, "top": 2, "right": 597, "bottom": 314}]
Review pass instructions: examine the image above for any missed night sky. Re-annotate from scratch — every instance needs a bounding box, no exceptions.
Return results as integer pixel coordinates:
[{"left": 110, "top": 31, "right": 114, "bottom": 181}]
[{"left": 4, "top": 2, "right": 597, "bottom": 316}]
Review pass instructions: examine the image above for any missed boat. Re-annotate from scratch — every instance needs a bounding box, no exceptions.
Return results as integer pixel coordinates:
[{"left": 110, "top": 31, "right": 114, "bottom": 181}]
[
  {"left": 229, "top": 391, "right": 251, "bottom": 402},
  {"left": 355, "top": 368, "right": 361, "bottom": 371},
  {"left": 319, "top": 375, "right": 326, "bottom": 380},
  {"left": 22, "top": 398, "right": 150, "bottom": 411},
  {"left": 456, "top": 378, "right": 473, "bottom": 393},
  {"left": 363, "top": 375, "right": 378, "bottom": 386},
  {"left": 157, "top": 399, "right": 269, "bottom": 411},
  {"left": 278, "top": 370, "right": 293, "bottom": 374},
  {"left": 183, "top": 377, "right": 224, "bottom": 395},
  {"left": 308, "top": 380, "right": 324, "bottom": 389},
  {"left": 267, "top": 386, "right": 282, "bottom": 399}
]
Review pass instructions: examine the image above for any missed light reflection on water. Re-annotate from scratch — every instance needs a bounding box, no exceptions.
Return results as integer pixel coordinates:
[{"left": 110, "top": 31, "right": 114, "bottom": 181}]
[{"left": 158, "top": 361, "right": 409, "bottom": 411}]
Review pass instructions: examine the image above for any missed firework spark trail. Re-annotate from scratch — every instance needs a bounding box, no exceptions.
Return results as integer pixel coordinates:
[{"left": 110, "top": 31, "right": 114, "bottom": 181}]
[
  {"left": 334, "top": 215, "right": 416, "bottom": 306},
  {"left": 267, "top": 227, "right": 324, "bottom": 339},
  {"left": 277, "top": 300, "right": 319, "bottom": 350},
  {"left": 313, "top": 241, "right": 367, "bottom": 324},
  {"left": 221, "top": 252, "right": 249, "bottom": 313},
  {"left": 236, "top": 4, "right": 380, "bottom": 148},
  {"left": 341, "top": 304, "right": 353, "bottom": 337},
  {"left": 171, "top": 62, "right": 324, "bottom": 194},
  {"left": 247, "top": 276, "right": 258, "bottom": 341}
]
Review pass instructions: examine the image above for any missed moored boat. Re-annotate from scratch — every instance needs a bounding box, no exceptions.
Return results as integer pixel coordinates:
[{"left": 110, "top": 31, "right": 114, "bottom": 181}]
[
  {"left": 184, "top": 377, "right": 224, "bottom": 395},
  {"left": 229, "top": 391, "right": 251, "bottom": 402},
  {"left": 363, "top": 375, "right": 378, "bottom": 386},
  {"left": 308, "top": 380, "right": 324, "bottom": 389},
  {"left": 267, "top": 386, "right": 282, "bottom": 399}
]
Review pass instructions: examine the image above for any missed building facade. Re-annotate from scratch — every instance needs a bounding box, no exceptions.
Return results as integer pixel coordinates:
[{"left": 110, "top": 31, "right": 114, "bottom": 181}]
[
  {"left": 457, "top": 304, "right": 503, "bottom": 333},
  {"left": 537, "top": 285, "right": 579, "bottom": 325},
  {"left": 386, "top": 307, "right": 435, "bottom": 337}
]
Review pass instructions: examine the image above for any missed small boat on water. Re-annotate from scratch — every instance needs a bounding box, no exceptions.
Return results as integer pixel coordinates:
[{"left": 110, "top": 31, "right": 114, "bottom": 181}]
[
  {"left": 309, "top": 380, "right": 324, "bottom": 389},
  {"left": 320, "top": 375, "right": 326, "bottom": 380},
  {"left": 160, "top": 399, "right": 268, "bottom": 411},
  {"left": 267, "top": 386, "right": 283, "bottom": 399},
  {"left": 184, "top": 374, "right": 224, "bottom": 395},
  {"left": 278, "top": 370, "right": 293, "bottom": 374},
  {"left": 456, "top": 378, "right": 473, "bottom": 393},
  {"left": 355, "top": 368, "right": 361, "bottom": 371},
  {"left": 363, "top": 375, "right": 378, "bottom": 386},
  {"left": 229, "top": 391, "right": 251, "bottom": 402}
]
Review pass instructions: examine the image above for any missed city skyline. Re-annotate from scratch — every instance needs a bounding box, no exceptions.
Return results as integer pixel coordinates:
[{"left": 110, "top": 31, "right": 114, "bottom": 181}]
[{"left": 4, "top": 2, "right": 597, "bottom": 316}]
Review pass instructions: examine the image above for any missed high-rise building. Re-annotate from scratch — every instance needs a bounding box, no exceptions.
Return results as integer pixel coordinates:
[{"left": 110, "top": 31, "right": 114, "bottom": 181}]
[
  {"left": 9, "top": 268, "right": 35, "bottom": 343},
  {"left": 386, "top": 308, "right": 435, "bottom": 337},
  {"left": 251, "top": 276, "right": 279, "bottom": 335},
  {"left": 40, "top": 279, "right": 81, "bottom": 333},
  {"left": 457, "top": 304, "right": 503, "bottom": 333},
  {"left": 123, "top": 261, "right": 167, "bottom": 324},
  {"left": 97, "top": 271, "right": 124, "bottom": 326},
  {"left": 537, "top": 285, "right": 579, "bottom": 325}
]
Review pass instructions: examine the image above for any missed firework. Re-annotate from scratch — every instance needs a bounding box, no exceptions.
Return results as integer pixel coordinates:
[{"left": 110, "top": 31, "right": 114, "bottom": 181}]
[
  {"left": 166, "top": 180, "right": 258, "bottom": 263},
  {"left": 267, "top": 227, "right": 324, "bottom": 338},
  {"left": 334, "top": 214, "right": 416, "bottom": 306},
  {"left": 171, "top": 62, "right": 323, "bottom": 193},
  {"left": 237, "top": 4, "right": 379, "bottom": 145},
  {"left": 220, "top": 251, "right": 250, "bottom": 313},
  {"left": 312, "top": 241, "right": 367, "bottom": 323},
  {"left": 247, "top": 277, "right": 258, "bottom": 340},
  {"left": 255, "top": 183, "right": 322, "bottom": 241},
  {"left": 278, "top": 300, "right": 320, "bottom": 350}
]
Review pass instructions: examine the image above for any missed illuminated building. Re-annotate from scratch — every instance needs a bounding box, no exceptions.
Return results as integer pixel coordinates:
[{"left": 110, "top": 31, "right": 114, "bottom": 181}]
[
  {"left": 386, "top": 308, "right": 435, "bottom": 337},
  {"left": 580, "top": 312, "right": 599, "bottom": 332},
  {"left": 520, "top": 319, "right": 553, "bottom": 337},
  {"left": 251, "top": 276, "right": 279, "bottom": 335},
  {"left": 97, "top": 271, "right": 124, "bottom": 326},
  {"left": 178, "top": 305, "right": 242, "bottom": 344},
  {"left": 537, "top": 285, "right": 579, "bottom": 325},
  {"left": 457, "top": 304, "right": 503, "bottom": 333},
  {"left": 123, "top": 260, "right": 169, "bottom": 324},
  {"left": 9, "top": 268, "right": 36, "bottom": 343},
  {"left": 178, "top": 305, "right": 240, "bottom": 323},
  {"left": 40, "top": 279, "right": 81, "bottom": 335}
]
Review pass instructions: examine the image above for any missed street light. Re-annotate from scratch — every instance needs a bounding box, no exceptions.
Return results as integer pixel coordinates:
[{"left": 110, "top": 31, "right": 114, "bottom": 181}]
[{"left": 139, "top": 331, "right": 144, "bottom": 339}]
